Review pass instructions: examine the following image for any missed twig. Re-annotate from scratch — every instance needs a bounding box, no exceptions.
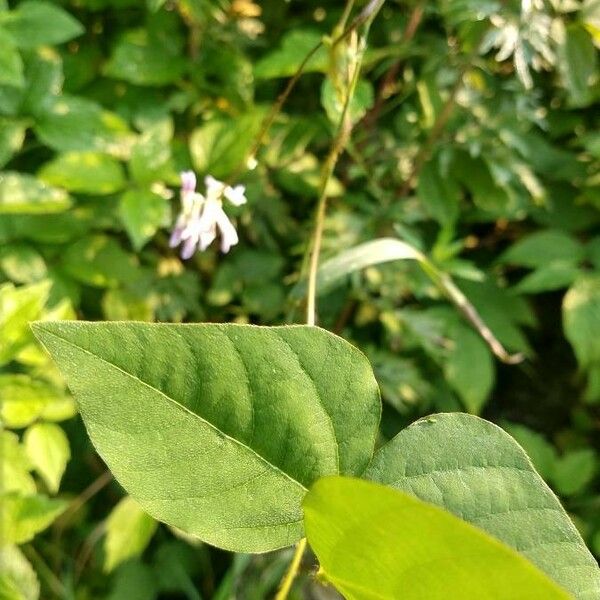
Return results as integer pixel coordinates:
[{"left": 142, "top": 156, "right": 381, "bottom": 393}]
[
  {"left": 56, "top": 470, "right": 113, "bottom": 528},
  {"left": 306, "top": 39, "right": 364, "bottom": 326},
  {"left": 274, "top": 538, "right": 307, "bottom": 600}
]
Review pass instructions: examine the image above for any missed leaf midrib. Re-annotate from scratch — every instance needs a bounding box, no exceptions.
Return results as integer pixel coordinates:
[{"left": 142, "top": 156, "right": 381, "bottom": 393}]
[{"left": 37, "top": 326, "right": 308, "bottom": 493}]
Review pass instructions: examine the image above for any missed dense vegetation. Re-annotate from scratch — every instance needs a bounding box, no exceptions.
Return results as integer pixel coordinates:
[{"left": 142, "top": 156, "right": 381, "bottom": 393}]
[{"left": 2, "top": 0, "right": 600, "bottom": 597}]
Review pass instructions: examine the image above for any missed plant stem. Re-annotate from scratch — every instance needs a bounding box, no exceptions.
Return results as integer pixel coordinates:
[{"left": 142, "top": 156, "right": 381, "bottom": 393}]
[
  {"left": 274, "top": 538, "right": 307, "bottom": 600},
  {"left": 306, "top": 30, "right": 368, "bottom": 326}
]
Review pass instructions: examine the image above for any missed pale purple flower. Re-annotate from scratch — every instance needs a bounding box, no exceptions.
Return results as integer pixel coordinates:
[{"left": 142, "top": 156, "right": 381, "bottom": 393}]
[{"left": 170, "top": 172, "right": 244, "bottom": 258}]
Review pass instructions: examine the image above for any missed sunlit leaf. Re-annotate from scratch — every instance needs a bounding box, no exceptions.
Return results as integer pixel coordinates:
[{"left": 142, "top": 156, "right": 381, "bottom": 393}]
[{"left": 304, "top": 476, "right": 570, "bottom": 600}]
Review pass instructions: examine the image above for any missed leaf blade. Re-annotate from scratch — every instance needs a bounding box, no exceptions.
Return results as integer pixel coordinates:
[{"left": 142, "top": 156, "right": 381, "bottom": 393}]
[
  {"left": 365, "top": 413, "right": 600, "bottom": 598},
  {"left": 304, "top": 476, "right": 571, "bottom": 600},
  {"left": 32, "top": 321, "right": 380, "bottom": 552}
]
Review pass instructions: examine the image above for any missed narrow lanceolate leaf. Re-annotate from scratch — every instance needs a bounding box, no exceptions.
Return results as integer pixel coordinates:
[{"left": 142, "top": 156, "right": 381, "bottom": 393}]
[
  {"left": 304, "top": 477, "right": 570, "bottom": 600},
  {"left": 365, "top": 414, "right": 600, "bottom": 599},
  {"left": 315, "top": 238, "right": 423, "bottom": 296},
  {"left": 32, "top": 322, "right": 381, "bottom": 552}
]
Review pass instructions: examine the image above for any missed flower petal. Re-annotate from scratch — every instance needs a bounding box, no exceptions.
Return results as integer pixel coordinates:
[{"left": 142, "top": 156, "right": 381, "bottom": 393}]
[
  {"left": 224, "top": 184, "right": 247, "bottom": 206},
  {"left": 180, "top": 171, "right": 197, "bottom": 194},
  {"left": 214, "top": 205, "right": 239, "bottom": 253},
  {"left": 205, "top": 175, "right": 226, "bottom": 201}
]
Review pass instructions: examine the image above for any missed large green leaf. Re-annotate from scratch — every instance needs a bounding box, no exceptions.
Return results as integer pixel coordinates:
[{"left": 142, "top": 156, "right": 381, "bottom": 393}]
[
  {"left": 303, "top": 476, "right": 570, "bottom": 600},
  {"left": 31, "top": 322, "right": 381, "bottom": 552},
  {"left": 365, "top": 413, "right": 600, "bottom": 598}
]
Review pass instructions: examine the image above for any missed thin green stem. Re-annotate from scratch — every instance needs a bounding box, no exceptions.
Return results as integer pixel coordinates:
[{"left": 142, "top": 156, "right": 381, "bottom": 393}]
[
  {"left": 274, "top": 538, "right": 308, "bottom": 600},
  {"left": 306, "top": 22, "right": 373, "bottom": 326}
]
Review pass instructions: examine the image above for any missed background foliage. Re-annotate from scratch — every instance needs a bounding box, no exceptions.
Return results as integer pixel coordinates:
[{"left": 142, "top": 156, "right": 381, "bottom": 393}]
[{"left": 1, "top": 0, "right": 600, "bottom": 597}]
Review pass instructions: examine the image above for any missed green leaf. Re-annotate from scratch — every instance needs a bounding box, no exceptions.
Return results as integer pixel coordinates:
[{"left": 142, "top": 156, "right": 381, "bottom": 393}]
[
  {"left": 20, "top": 47, "right": 63, "bottom": 116},
  {"left": 321, "top": 78, "right": 374, "bottom": 126},
  {"left": 38, "top": 151, "right": 126, "bottom": 195},
  {"left": 0, "top": 28, "right": 24, "bottom": 88},
  {"left": 515, "top": 262, "right": 581, "bottom": 294},
  {"left": 24, "top": 423, "right": 70, "bottom": 494},
  {"left": 2, "top": 493, "right": 67, "bottom": 544},
  {"left": 106, "top": 561, "right": 158, "bottom": 600},
  {"left": 2, "top": 1, "right": 83, "bottom": 48},
  {"left": 32, "top": 322, "right": 381, "bottom": 552},
  {"left": 559, "top": 24, "right": 598, "bottom": 107},
  {"left": 2, "top": 431, "right": 35, "bottom": 495},
  {"left": 0, "top": 172, "right": 71, "bottom": 214},
  {"left": 502, "top": 422, "right": 557, "bottom": 481},
  {"left": 303, "top": 476, "right": 570, "bottom": 600},
  {"left": 34, "top": 96, "right": 132, "bottom": 158},
  {"left": 0, "top": 545, "right": 40, "bottom": 600},
  {"left": 365, "top": 414, "right": 600, "bottom": 597},
  {"left": 61, "top": 236, "right": 139, "bottom": 288},
  {"left": 189, "top": 111, "right": 265, "bottom": 179},
  {"left": 254, "top": 30, "right": 328, "bottom": 79},
  {"left": 0, "top": 280, "right": 50, "bottom": 365},
  {"left": 417, "top": 156, "right": 460, "bottom": 226},
  {"left": 104, "top": 496, "right": 158, "bottom": 572},
  {"left": 147, "top": 0, "right": 166, "bottom": 10},
  {"left": 104, "top": 28, "right": 185, "bottom": 86},
  {"left": 552, "top": 449, "right": 598, "bottom": 497},
  {"left": 118, "top": 189, "right": 170, "bottom": 250},
  {"left": 129, "top": 119, "right": 173, "bottom": 185},
  {"left": 0, "top": 244, "right": 47, "bottom": 284},
  {"left": 444, "top": 323, "right": 494, "bottom": 414},
  {"left": 313, "top": 238, "right": 423, "bottom": 296},
  {"left": 0, "top": 374, "right": 68, "bottom": 428},
  {"left": 499, "top": 230, "right": 585, "bottom": 269},
  {"left": 0, "top": 117, "right": 26, "bottom": 168},
  {"left": 563, "top": 274, "right": 600, "bottom": 369}
]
